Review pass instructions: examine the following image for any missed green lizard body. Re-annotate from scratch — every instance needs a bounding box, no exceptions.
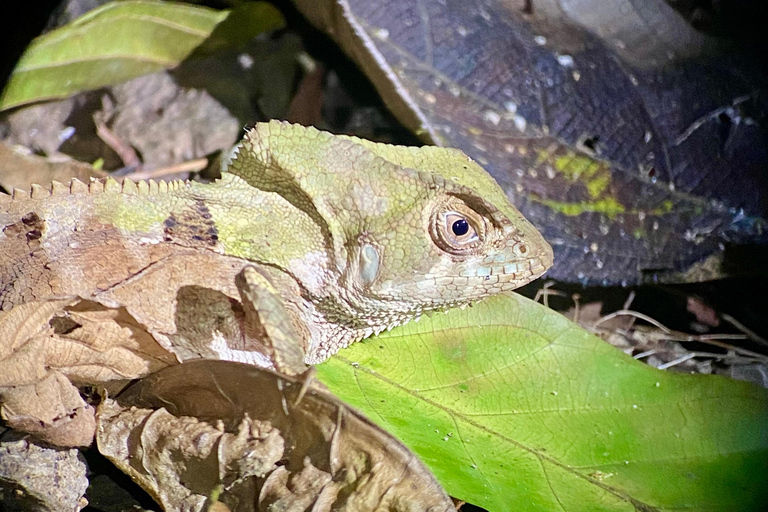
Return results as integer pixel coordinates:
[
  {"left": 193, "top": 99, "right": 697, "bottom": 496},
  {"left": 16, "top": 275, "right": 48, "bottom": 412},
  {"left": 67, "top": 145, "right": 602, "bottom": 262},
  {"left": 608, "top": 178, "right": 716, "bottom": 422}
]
[{"left": 0, "top": 121, "right": 552, "bottom": 365}]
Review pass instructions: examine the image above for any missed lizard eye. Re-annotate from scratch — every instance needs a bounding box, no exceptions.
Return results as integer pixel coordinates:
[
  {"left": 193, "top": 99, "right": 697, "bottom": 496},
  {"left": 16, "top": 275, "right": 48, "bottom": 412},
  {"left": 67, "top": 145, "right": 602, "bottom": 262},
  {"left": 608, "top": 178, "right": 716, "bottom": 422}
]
[
  {"left": 451, "top": 218, "right": 469, "bottom": 236},
  {"left": 430, "top": 206, "right": 485, "bottom": 255},
  {"left": 444, "top": 212, "right": 478, "bottom": 244}
]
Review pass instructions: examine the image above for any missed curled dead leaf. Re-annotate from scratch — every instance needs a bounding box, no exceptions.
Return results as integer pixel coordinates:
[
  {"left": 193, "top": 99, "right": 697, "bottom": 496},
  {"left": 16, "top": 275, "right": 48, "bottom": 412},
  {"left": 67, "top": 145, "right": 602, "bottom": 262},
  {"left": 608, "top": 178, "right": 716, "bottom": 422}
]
[
  {"left": 0, "top": 298, "right": 176, "bottom": 446},
  {"left": 0, "top": 247, "right": 300, "bottom": 445},
  {"left": 1, "top": 372, "right": 95, "bottom": 448},
  {"left": 98, "top": 360, "right": 454, "bottom": 511}
]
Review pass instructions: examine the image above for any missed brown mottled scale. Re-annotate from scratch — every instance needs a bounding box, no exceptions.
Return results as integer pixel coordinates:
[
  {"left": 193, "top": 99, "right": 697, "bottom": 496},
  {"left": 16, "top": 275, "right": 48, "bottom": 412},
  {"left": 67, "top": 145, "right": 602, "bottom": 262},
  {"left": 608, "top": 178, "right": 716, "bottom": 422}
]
[{"left": 1, "top": 180, "right": 177, "bottom": 310}]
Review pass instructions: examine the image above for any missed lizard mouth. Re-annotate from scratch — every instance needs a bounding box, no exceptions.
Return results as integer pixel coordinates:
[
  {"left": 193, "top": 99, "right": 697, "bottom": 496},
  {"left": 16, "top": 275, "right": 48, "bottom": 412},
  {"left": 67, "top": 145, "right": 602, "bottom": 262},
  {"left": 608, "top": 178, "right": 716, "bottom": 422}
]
[
  {"left": 462, "top": 240, "right": 553, "bottom": 284},
  {"left": 510, "top": 253, "right": 552, "bottom": 286}
]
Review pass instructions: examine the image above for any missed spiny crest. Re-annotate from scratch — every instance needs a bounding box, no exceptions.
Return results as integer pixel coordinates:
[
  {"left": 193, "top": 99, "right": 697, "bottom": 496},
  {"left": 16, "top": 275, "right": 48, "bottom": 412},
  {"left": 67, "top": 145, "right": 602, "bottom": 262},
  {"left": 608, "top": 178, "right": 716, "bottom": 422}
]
[
  {"left": 230, "top": 120, "right": 425, "bottom": 196},
  {"left": 2, "top": 176, "right": 189, "bottom": 204},
  {"left": 232, "top": 122, "right": 516, "bottom": 233}
]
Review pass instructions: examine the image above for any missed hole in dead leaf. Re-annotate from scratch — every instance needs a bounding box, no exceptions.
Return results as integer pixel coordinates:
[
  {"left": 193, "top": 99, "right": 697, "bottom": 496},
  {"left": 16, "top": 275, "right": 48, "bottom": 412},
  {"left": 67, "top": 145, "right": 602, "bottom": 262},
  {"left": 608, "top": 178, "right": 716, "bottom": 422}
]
[
  {"left": 576, "top": 134, "right": 600, "bottom": 156},
  {"left": 80, "top": 386, "right": 103, "bottom": 407},
  {"left": 50, "top": 315, "right": 81, "bottom": 335}
]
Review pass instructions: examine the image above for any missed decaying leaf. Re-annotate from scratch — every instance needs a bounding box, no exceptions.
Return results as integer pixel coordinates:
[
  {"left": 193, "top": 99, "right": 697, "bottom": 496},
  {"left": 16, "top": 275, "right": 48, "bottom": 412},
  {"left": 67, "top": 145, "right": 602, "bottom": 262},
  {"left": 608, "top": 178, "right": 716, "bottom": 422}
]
[
  {"left": 0, "top": 298, "right": 175, "bottom": 446},
  {"left": 0, "top": 237, "right": 292, "bottom": 445},
  {"left": 0, "top": 142, "right": 105, "bottom": 194},
  {"left": 98, "top": 360, "right": 454, "bottom": 512},
  {"left": 0, "top": 429, "right": 89, "bottom": 512},
  {"left": 293, "top": 0, "right": 768, "bottom": 284},
  {"left": 1, "top": 373, "right": 95, "bottom": 448}
]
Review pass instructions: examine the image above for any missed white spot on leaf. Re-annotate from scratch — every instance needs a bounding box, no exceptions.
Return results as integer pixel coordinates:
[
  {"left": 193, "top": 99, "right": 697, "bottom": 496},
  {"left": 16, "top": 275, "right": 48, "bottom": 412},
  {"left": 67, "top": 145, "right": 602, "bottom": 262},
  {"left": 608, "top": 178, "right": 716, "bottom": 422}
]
[
  {"left": 482, "top": 110, "right": 501, "bottom": 126},
  {"left": 513, "top": 114, "right": 527, "bottom": 132}
]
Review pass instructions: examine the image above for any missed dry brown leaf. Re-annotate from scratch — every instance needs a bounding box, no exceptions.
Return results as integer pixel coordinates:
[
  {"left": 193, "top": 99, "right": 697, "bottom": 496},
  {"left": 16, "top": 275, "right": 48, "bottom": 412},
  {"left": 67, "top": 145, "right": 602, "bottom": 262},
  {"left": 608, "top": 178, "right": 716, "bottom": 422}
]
[
  {"left": 0, "top": 142, "right": 105, "bottom": 193},
  {"left": 0, "top": 238, "right": 302, "bottom": 445},
  {"left": 1, "top": 372, "right": 95, "bottom": 447},
  {"left": 292, "top": 0, "right": 768, "bottom": 285},
  {"left": 0, "top": 298, "right": 178, "bottom": 446},
  {"left": 98, "top": 360, "right": 454, "bottom": 512},
  {"left": 0, "top": 299, "right": 74, "bottom": 385},
  {"left": 0, "top": 299, "right": 175, "bottom": 386},
  {"left": 98, "top": 401, "right": 284, "bottom": 511}
]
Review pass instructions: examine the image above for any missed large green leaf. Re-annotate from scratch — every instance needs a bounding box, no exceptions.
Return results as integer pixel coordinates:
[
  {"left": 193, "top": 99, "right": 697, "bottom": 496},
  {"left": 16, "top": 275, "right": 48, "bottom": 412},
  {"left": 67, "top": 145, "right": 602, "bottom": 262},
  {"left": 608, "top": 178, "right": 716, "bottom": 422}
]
[
  {"left": 317, "top": 294, "right": 768, "bottom": 511},
  {"left": 0, "top": 1, "right": 284, "bottom": 110}
]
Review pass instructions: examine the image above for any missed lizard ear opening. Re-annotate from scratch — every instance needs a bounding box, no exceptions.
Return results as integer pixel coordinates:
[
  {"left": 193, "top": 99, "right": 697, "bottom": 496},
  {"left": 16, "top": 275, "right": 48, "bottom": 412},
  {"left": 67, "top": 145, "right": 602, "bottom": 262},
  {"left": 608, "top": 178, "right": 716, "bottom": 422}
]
[{"left": 358, "top": 243, "right": 381, "bottom": 285}]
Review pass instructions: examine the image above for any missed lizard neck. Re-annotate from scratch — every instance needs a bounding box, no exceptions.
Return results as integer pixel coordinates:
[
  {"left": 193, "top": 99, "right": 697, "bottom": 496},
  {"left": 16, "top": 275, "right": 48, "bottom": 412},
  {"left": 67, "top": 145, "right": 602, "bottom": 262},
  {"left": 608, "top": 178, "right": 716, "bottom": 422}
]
[{"left": 182, "top": 174, "right": 336, "bottom": 295}]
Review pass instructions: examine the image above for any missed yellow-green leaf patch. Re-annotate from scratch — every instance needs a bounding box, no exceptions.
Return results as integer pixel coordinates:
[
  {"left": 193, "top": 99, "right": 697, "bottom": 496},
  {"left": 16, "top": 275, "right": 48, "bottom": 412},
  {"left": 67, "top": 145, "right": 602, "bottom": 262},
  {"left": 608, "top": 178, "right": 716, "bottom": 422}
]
[
  {"left": 0, "top": 1, "right": 284, "bottom": 110},
  {"left": 318, "top": 294, "right": 768, "bottom": 511}
]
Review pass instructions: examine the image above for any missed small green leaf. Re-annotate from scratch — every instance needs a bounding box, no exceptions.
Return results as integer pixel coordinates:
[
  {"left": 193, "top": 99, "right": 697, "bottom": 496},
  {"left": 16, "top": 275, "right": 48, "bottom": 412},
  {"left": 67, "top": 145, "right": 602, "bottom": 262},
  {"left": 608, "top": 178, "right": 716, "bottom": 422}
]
[
  {"left": 0, "top": 0, "right": 284, "bottom": 110},
  {"left": 318, "top": 294, "right": 768, "bottom": 511}
]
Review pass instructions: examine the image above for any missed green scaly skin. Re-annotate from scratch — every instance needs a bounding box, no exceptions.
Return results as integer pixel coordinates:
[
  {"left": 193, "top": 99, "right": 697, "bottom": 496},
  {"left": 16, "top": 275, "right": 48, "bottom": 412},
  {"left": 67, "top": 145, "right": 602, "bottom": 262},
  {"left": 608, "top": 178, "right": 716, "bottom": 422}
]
[{"left": 0, "top": 121, "right": 553, "bottom": 364}]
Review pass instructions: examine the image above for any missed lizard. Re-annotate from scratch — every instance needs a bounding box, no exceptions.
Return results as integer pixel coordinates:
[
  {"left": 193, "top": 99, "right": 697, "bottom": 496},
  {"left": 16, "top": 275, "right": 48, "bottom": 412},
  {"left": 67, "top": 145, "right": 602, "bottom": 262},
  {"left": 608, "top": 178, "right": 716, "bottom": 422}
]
[{"left": 0, "top": 120, "right": 553, "bottom": 374}]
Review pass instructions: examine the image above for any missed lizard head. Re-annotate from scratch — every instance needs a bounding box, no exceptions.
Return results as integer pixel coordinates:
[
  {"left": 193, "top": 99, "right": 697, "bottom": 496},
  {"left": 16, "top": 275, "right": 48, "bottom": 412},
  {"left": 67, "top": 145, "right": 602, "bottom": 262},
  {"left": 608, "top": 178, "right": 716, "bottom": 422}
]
[
  {"left": 231, "top": 122, "right": 552, "bottom": 329},
  {"left": 229, "top": 121, "right": 553, "bottom": 337},
  {"left": 339, "top": 142, "right": 554, "bottom": 313}
]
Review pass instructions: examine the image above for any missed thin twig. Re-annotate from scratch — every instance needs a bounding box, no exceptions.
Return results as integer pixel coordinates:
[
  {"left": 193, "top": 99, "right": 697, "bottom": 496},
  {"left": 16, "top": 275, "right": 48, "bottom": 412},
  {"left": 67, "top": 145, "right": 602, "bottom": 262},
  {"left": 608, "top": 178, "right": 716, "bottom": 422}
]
[
  {"left": 533, "top": 281, "right": 566, "bottom": 308},
  {"left": 572, "top": 293, "right": 581, "bottom": 324},
  {"left": 657, "top": 353, "right": 696, "bottom": 370},
  {"left": 594, "top": 310, "right": 672, "bottom": 333},
  {"left": 721, "top": 313, "right": 768, "bottom": 348},
  {"left": 619, "top": 325, "right": 768, "bottom": 362},
  {"left": 621, "top": 291, "right": 637, "bottom": 329},
  {"left": 94, "top": 119, "right": 140, "bottom": 168},
  {"left": 674, "top": 337, "right": 768, "bottom": 362},
  {"left": 123, "top": 158, "right": 208, "bottom": 181},
  {"left": 633, "top": 349, "right": 658, "bottom": 360},
  {"left": 688, "top": 351, "right": 764, "bottom": 364}
]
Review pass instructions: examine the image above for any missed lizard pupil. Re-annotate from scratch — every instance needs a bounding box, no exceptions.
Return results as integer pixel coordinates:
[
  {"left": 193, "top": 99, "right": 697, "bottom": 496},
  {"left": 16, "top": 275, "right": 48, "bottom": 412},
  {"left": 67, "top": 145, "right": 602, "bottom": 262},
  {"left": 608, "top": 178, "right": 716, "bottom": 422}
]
[{"left": 452, "top": 218, "right": 469, "bottom": 236}]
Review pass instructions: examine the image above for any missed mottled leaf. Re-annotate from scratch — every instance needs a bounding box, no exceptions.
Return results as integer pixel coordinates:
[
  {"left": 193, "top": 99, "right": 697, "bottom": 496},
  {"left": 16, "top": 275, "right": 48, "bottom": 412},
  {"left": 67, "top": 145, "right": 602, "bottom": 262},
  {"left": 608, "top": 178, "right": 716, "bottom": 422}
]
[
  {"left": 0, "top": 1, "right": 284, "bottom": 110},
  {"left": 294, "top": 0, "right": 768, "bottom": 284},
  {"left": 0, "top": 430, "right": 89, "bottom": 511},
  {"left": 317, "top": 294, "right": 768, "bottom": 511}
]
